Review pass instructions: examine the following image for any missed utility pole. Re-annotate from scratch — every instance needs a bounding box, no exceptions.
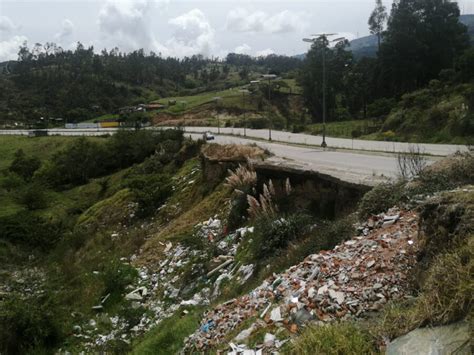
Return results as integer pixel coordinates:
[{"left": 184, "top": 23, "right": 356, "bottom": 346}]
[
  {"left": 239, "top": 89, "right": 250, "bottom": 137},
  {"left": 261, "top": 74, "right": 277, "bottom": 141},
  {"left": 213, "top": 96, "right": 221, "bottom": 134},
  {"left": 303, "top": 34, "right": 345, "bottom": 148}
]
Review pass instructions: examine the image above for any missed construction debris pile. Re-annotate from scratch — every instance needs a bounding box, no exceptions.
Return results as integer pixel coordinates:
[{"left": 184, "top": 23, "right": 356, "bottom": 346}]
[
  {"left": 76, "top": 216, "right": 255, "bottom": 350},
  {"left": 182, "top": 209, "right": 419, "bottom": 353}
]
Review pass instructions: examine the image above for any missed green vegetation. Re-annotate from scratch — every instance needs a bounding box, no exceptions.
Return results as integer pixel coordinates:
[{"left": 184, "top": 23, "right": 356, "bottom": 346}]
[
  {"left": 0, "top": 129, "right": 199, "bottom": 354},
  {"left": 131, "top": 307, "right": 204, "bottom": 354},
  {"left": 286, "top": 322, "right": 378, "bottom": 355}
]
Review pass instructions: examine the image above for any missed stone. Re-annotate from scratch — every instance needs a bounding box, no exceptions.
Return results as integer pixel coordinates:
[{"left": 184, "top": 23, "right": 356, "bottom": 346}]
[
  {"left": 263, "top": 333, "right": 276, "bottom": 347},
  {"left": 234, "top": 323, "right": 256, "bottom": 342},
  {"left": 328, "top": 290, "right": 345, "bottom": 305},
  {"left": 387, "top": 320, "right": 471, "bottom": 355},
  {"left": 270, "top": 307, "right": 283, "bottom": 322},
  {"left": 317, "top": 284, "right": 328, "bottom": 295},
  {"left": 367, "top": 260, "right": 376, "bottom": 268},
  {"left": 291, "top": 308, "right": 313, "bottom": 325}
]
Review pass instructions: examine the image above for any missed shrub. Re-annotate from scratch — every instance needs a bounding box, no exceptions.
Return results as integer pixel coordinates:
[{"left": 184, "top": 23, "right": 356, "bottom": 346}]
[
  {"left": 288, "top": 322, "right": 377, "bottom": 355},
  {"left": 0, "top": 296, "right": 64, "bottom": 354},
  {"left": 125, "top": 173, "right": 173, "bottom": 217},
  {"left": 249, "top": 213, "right": 311, "bottom": 259},
  {"left": 17, "top": 183, "right": 49, "bottom": 210},
  {"left": 409, "top": 153, "right": 474, "bottom": 196},
  {"left": 358, "top": 182, "right": 405, "bottom": 219},
  {"left": 0, "top": 211, "right": 64, "bottom": 249},
  {"left": 102, "top": 259, "right": 138, "bottom": 298},
  {"left": 367, "top": 98, "right": 396, "bottom": 118},
  {"left": 396, "top": 145, "right": 427, "bottom": 180},
  {"left": 9, "top": 149, "right": 41, "bottom": 181},
  {"left": 1, "top": 171, "right": 25, "bottom": 191}
]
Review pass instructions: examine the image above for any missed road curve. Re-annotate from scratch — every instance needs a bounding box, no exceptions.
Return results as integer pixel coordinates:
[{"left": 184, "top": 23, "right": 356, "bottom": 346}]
[
  {"left": 188, "top": 133, "right": 437, "bottom": 187},
  {"left": 178, "top": 126, "right": 468, "bottom": 157}
]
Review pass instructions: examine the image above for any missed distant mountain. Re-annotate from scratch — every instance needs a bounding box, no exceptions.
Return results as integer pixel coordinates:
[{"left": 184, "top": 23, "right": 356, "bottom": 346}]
[
  {"left": 295, "top": 14, "right": 474, "bottom": 60},
  {"left": 350, "top": 14, "right": 474, "bottom": 58}
]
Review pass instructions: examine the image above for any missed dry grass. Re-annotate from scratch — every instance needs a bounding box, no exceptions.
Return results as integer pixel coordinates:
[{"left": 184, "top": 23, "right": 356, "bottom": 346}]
[
  {"left": 225, "top": 163, "right": 257, "bottom": 195},
  {"left": 372, "top": 187, "right": 474, "bottom": 341},
  {"left": 374, "top": 239, "right": 473, "bottom": 340},
  {"left": 201, "top": 144, "right": 267, "bottom": 162},
  {"left": 247, "top": 180, "right": 278, "bottom": 219}
]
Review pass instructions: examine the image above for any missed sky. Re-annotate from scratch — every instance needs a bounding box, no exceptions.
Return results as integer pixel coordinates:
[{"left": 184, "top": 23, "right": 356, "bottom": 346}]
[{"left": 1, "top": 0, "right": 473, "bottom": 61}]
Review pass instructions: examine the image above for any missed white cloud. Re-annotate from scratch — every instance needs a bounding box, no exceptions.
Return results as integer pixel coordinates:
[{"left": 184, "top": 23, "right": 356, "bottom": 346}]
[
  {"left": 234, "top": 43, "right": 251, "bottom": 54},
  {"left": 97, "top": 0, "right": 167, "bottom": 54},
  {"left": 255, "top": 48, "right": 275, "bottom": 57},
  {"left": 0, "top": 35, "right": 27, "bottom": 61},
  {"left": 167, "top": 9, "right": 215, "bottom": 57},
  {"left": 55, "top": 19, "right": 74, "bottom": 42},
  {"left": 0, "top": 16, "right": 19, "bottom": 34},
  {"left": 226, "top": 8, "right": 307, "bottom": 34}
]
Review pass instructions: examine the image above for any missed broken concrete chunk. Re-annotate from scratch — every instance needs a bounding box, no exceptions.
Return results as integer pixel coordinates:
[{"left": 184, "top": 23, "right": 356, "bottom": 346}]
[{"left": 270, "top": 307, "right": 283, "bottom": 322}]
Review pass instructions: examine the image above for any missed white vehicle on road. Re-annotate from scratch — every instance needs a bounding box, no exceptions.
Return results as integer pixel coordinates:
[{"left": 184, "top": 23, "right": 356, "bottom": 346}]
[{"left": 203, "top": 131, "right": 215, "bottom": 141}]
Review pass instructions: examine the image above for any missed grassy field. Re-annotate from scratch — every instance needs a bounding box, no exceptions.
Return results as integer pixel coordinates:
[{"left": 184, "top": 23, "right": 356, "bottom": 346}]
[
  {"left": 0, "top": 136, "right": 92, "bottom": 170},
  {"left": 0, "top": 136, "right": 108, "bottom": 218},
  {"left": 154, "top": 87, "right": 249, "bottom": 113},
  {"left": 306, "top": 120, "right": 381, "bottom": 139}
]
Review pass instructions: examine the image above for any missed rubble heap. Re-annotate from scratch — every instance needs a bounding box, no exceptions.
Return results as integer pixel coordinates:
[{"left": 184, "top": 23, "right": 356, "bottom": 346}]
[{"left": 183, "top": 209, "right": 419, "bottom": 352}]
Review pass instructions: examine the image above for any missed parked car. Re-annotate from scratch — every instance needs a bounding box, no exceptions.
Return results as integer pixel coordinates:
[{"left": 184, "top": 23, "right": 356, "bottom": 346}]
[{"left": 203, "top": 131, "right": 215, "bottom": 141}]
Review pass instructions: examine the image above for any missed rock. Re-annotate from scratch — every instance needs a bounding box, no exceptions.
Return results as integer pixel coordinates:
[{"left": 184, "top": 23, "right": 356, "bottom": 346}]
[
  {"left": 263, "top": 333, "right": 276, "bottom": 347},
  {"left": 234, "top": 323, "right": 256, "bottom": 342},
  {"left": 328, "top": 290, "right": 345, "bottom": 305},
  {"left": 125, "top": 287, "right": 147, "bottom": 301},
  {"left": 270, "top": 307, "right": 283, "bottom": 322},
  {"left": 366, "top": 260, "right": 376, "bottom": 268},
  {"left": 73, "top": 325, "right": 82, "bottom": 334},
  {"left": 317, "top": 284, "right": 328, "bottom": 295},
  {"left": 291, "top": 308, "right": 313, "bottom": 325},
  {"left": 387, "top": 320, "right": 471, "bottom": 355}
]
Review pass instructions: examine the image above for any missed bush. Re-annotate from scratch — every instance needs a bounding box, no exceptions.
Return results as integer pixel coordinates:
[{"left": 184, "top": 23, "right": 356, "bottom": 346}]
[
  {"left": 358, "top": 182, "right": 405, "bottom": 219},
  {"left": 0, "top": 211, "right": 64, "bottom": 249},
  {"left": 102, "top": 259, "right": 138, "bottom": 298},
  {"left": 367, "top": 98, "right": 396, "bottom": 119},
  {"left": 288, "top": 322, "right": 377, "bottom": 355},
  {"left": 9, "top": 149, "right": 41, "bottom": 181},
  {"left": 1, "top": 172, "right": 25, "bottom": 191},
  {"left": 125, "top": 173, "right": 173, "bottom": 217},
  {"left": 17, "top": 183, "right": 49, "bottom": 210},
  {"left": 0, "top": 296, "right": 64, "bottom": 354},
  {"left": 249, "top": 214, "right": 311, "bottom": 259}
]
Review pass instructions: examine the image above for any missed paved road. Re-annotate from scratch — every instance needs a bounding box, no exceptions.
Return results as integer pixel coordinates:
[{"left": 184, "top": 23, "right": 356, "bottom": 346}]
[
  {"left": 179, "top": 126, "right": 468, "bottom": 156},
  {"left": 0, "top": 127, "right": 440, "bottom": 186},
  {"left": 188, "top": 133, "right": 437, "bottom": 186}
]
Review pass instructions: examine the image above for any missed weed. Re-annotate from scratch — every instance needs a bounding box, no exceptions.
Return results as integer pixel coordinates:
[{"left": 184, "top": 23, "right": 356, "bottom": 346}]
[
  {"left": 357, "top": 182, "right": 405, "bottom": 219},
  {"left": 397, "top": 145, "right": 427, "bottom": 180},
  {"left": 285, "top": 322, "right": 378, "bottom": 355},
  {"left": 0, "top": 295, "right": 64, "bottom": 354}
]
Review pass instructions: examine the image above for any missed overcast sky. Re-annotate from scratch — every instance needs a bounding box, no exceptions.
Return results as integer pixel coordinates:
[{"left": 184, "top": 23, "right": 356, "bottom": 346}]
[{"left": 1, "top": 0, "right": 473, "bottom": 61}]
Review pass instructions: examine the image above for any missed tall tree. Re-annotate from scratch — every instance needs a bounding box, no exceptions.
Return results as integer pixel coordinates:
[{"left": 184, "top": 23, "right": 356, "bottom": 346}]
[
  {"left": 378, "top": 0, "right": 469, "bottom": 96},
  {"left": 368, "top": 0, "right": 388, "bottom": 50},
  {"left": 299, "top": 39, "right": 352, "bottom": 122}
]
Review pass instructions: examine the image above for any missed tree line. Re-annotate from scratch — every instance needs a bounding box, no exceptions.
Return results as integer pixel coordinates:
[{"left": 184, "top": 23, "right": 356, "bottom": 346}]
[
  {"left": 299, "top": 0, "right": 474, "bottom": 123},
  {"left": 0, "top": 44, "right": 302, "bottom": 125}
]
